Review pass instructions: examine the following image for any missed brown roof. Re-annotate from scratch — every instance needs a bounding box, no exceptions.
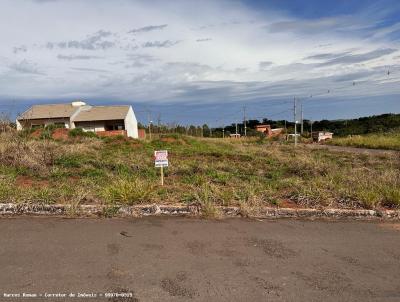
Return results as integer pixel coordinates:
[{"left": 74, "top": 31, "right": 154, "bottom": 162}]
[
  {"left": 18, "top": 104, "right": 78, "bottom": 120},
  {"left": 73, "top": 106, "right": 130, "bottom": 122}
]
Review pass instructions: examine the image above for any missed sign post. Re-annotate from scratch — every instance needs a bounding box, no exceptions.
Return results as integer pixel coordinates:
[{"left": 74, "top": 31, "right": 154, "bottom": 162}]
[{"left": 154, "top": 150, "right": 168, "bottom": 186}]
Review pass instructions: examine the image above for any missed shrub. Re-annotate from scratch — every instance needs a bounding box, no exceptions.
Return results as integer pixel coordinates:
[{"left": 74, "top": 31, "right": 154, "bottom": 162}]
[
  {"left": 101, "top": 177, "right": 153, "bottom": 205},
  {"left": 69, "top": 128, "right": 98, "bottom": 138},
  {"left": 192, "top": 184, "right": 221, "bottom": 218},
  {"left": 55, "top": 155, "right": 82, "bottom": 168},
  {"left": 0, "top": 133, "right": 59, "bottom": 175}
]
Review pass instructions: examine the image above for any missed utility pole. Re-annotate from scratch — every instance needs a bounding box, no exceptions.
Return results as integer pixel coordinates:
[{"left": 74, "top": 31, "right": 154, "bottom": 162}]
[
  {"left": 310, "top": 120, "right": 313, "bottom": 134},
  {"left": 148, "top": 121, "right": 152, "bottom": 140},
  {"left": 235, "top": 123, "right": 238, "bottom": 136},
  {"left": 300, "top": 103, "right": 304, "bottom": 135},
  {"left": 157, "top": 113, "right": 161, "bottom": 134},
  {"left": 293, "top": 97, "right": 297, "bottom": 147},
  {"left": 210, "top": 127, "right": 212, "bottom": 137},
  {"left": 146, "top": 110, "right": 152, "bottom": 140},
  {"left": 243, "top": 106, "right": 247, "bottom": 137},
  {"left": 222, "top": 127, "right": 225, "bottom": 138}
]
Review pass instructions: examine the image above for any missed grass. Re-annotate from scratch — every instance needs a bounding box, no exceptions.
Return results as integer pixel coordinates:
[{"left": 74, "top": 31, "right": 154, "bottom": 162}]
[
  {"left": 0, "top": 132, "right": 399, "bottom": 211},
  {"left": 327, "top": 130, "right": 400, "bottom": 151}
]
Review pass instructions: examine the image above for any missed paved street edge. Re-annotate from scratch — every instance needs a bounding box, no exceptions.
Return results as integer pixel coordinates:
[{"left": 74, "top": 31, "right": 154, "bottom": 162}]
[{"left": 0, "top": 203, "right": 399, "bottom": 219}]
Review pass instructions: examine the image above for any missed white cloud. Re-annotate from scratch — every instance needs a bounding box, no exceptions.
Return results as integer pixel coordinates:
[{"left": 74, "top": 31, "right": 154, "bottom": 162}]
[{"left": 0, "top": 0, "right": 398, "bottom": 108}]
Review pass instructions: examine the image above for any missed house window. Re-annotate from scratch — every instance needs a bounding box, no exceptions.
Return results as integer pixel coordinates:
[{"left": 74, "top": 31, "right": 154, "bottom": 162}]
[{"left": 105, "top": 123, "right": 125, "bottom": 131}]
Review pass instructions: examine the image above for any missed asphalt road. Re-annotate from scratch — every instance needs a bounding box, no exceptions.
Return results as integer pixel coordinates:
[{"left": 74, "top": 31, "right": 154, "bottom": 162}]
[{"left": 1, "top": 217, "right": 400, "bottom": 302}]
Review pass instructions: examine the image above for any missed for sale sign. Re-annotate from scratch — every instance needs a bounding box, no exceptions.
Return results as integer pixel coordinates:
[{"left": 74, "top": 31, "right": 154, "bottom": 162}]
[{"left": 154, "top": 150, "right": 168, "bottom": 167}]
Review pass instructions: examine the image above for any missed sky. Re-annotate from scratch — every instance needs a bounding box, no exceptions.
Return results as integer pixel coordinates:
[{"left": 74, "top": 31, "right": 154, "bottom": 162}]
[{"left": 0, "top": 0, "right": 399, "bottom": 126}]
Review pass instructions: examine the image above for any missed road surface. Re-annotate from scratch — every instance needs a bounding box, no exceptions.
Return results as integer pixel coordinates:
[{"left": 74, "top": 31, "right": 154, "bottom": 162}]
[{"left": 1, "top": 217, "right": 400, "bottom": 302}]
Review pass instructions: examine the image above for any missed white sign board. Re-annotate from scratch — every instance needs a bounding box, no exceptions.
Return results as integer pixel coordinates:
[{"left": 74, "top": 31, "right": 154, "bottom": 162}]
[{"left": 154, "top": 150, "right": 168, "bottom": 167}]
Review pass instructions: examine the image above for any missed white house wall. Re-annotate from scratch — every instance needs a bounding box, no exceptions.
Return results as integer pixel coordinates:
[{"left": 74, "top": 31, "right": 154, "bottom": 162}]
[
  {"left": 16, "top": 118, "right": 70, "bottom": 130},
  {"left": 74, "top": 121, "right": 106, "bottom": 132},
  {"left": 124, "top": 106, "right": 138, "bottom": 138}
]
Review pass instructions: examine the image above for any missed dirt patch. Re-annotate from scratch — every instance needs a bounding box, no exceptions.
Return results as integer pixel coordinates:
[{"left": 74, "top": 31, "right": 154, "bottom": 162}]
[
  {"left": 30, "top": 129, "right": 43, "bottom": 138},
  {"left": 52, "top": 128, "right": 69, "bottom": 140},
  {"left": 16, "top": 176, "right": 49, "bottom": 188},
  {"left": 278, "top": 199, "right": 299, "bottom": 209},
  {"left": 130, "top": 141, "right": 143, "bottom": 148},
  {"left": 160, "top": 137, "right": 178, "bottom": 143}
]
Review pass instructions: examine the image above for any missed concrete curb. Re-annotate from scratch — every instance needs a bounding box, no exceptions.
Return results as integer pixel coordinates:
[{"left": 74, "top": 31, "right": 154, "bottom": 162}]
[{"left": 0, "top": 203, "right": 399, "bottom": 219}]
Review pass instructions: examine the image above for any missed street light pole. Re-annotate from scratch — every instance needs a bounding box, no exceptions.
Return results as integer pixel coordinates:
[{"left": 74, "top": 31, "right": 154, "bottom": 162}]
[{"left": 294, "top": 97, "right": 297, "bottom": 147}]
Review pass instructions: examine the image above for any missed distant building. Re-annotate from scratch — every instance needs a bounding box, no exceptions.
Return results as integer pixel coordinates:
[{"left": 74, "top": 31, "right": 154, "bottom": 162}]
[
  {"left": 230, "top": 133, "right": 241, "bottom": 138},
  {"left": 255, "top": 124, "right": 284, "bottom": 138},
  {"left": 312, "top": 131, "right": 333, "bottom": 142},
  {"left": 16, "top": 101, "right": 139, "bottom": 138}
]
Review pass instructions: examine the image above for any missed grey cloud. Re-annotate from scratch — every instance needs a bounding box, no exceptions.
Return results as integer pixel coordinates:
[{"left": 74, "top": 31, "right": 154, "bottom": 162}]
[
  {"left": 70, "top": 67, "right": 109, "bottom": 73},
  {"left": 304, "top": 52, "right": 352, "bottom": 61},
  {"left": 46, "top": 30, "right": 115, "bottom": 50},
  {"left": 9, "top": 60, "right": 43, "bottom": 75},
  {"left": 196, "top": 38, "right": 212, "bottom": 42},
  {"left": 331, "top": 71, "right": 375, "bottom": 82},
  {"left": 57, "top": 54, "right": 102, "bottom": 61},
  {"left": 13, "top": 45, "right": 27, "bottom": 54},
  {"left": 142, "top": 40, "right": 180, "bottom": 48},
  {"left": 128, "top": 24, "right": 168, "bottom": 34},
  {"left": 165, "top": 62, "right": 214, "bottom": 73},
  {"left": 316, "top": 43, "right": 333, "bottom": 48},
  {"left": 259, "top": 61, "right": 273, "bottom": 70},
  {"left": 125, "top": 54, "right": 158, "bottom": 68},
  {"left": 318, "top": 48, "right": 397, "bottom": 66},
  {"left": 126, "top": 54, "right": 157, "bottom": 61}
]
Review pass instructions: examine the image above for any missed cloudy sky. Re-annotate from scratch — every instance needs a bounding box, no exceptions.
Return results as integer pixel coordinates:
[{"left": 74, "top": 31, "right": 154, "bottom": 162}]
[{"left": 0, "top": 0, "right": 399, "bottom": 125}]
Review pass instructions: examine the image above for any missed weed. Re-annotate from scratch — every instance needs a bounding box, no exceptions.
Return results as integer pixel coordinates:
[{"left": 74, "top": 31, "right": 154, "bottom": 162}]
[
  {"left": 102, "top": 177, "right": 154, "bottom": 205},
  {"left": 328, "top": 132, "right": 400, "bottom": 151},
  {"left": 69, "top": 128, "right": 98, "bottom": 138},
  {"left": 1, "top": 132, "right": 399, "bottom": 210},
  {"left": 102, "top": 205, "right": 120, "bottom": 218}
]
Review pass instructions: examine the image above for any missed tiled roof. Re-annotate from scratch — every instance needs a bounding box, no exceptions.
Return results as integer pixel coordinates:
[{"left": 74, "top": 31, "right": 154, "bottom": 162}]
[
  {"left": 72, "top": 106, "right": 130, "bottom": 122},
  {"left": 17, "top": 104, "right": 78, "bottom": 120}
]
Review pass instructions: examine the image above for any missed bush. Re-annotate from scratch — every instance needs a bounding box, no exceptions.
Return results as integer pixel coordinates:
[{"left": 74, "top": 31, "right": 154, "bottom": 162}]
[
  {"left": 0, "top": 133, "right": 59, "bottom": 175},
  {"left": 69, "top": 128, "right": 98, "bottom": 138},
  {"left": 101, "top": 177, "right": 153, "bottom": 205}
]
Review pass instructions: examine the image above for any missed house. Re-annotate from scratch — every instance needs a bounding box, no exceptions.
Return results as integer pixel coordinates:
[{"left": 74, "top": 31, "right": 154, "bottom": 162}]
[
  {"left": 255, "top": 124, "right": 284, "bottom": 138},
  {"left": 312, "top": 131, "right": 333, "bottom": 142},
  {"left": 16, "top": 101, "right": 139, "bottom": 138},
  {"left": 230, "top": 133, "right": 241, "bottom": 138}
]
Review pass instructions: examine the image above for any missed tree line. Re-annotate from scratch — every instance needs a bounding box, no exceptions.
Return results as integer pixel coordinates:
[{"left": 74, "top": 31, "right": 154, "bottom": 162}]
[{"left": 139, "top": 113, "right": 400, "bottom": 137}]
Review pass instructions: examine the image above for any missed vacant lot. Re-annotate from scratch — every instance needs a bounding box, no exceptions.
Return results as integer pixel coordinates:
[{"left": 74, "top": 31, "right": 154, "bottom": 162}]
[
  {"left": 0, "top": 132, "right": 399, "bottom": 213},
  {"left": 327, "top": 131, "right": 400, "bottom": 151}
]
